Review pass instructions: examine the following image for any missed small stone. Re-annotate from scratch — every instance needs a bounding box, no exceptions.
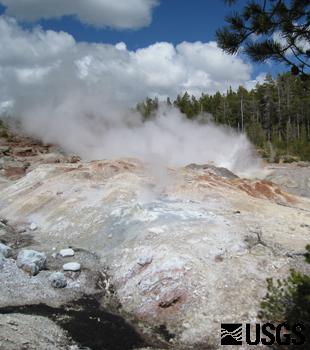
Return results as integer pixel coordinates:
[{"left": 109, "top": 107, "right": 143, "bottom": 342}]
[
  {"left": 29, "top": 223, "right": 38, "bottom": 231},
  {"left": 17, "top": 250, "right": 46, "bottom": 276},
  {"left": 137, "top": 256, "right": 153, "bottom": 267},
  {"left": 0, "top": 242, "right": 12, "bottom": 258},
  {"left": 63, "top": 262, "right": 81, "bottom": 272},
  {"left": 301, "top": 224, "right": 309, "bottom": 228},
  {"left": 49, "top": 272, "right": 67, "bottom": 288},
  {"left": 0, "top": 218, "right": 8, "bottom": 225},
  {"left": 59, "top": 248, "right": 75, "bottom": 257}
]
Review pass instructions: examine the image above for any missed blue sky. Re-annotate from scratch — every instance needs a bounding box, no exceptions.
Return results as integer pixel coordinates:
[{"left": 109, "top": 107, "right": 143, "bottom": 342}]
[
  {"left": 0, "top": 1, "right": 247, "bottom": 48},
  {"left": 0, "top": 0, "right": 283, "bottom": 79}
]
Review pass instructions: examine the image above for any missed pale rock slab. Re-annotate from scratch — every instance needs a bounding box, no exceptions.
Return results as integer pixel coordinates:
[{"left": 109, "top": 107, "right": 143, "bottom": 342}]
[{"left": 63, "top": 262, "right": 81, "bottom": 272}]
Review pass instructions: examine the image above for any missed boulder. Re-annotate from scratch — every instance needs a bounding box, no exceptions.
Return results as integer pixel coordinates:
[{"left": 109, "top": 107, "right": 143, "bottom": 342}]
[
  {"left": 0, "top": 242, "right": 12, "bottom": 258},
  {"left": 17, "top": 250, "right": 46, "bottom": 276},
  {"left": 0, "top": 252, "right": 4, "bottom": 269},
  {"left": 49, "top": 272, "right": 67, "bottom": 288}
]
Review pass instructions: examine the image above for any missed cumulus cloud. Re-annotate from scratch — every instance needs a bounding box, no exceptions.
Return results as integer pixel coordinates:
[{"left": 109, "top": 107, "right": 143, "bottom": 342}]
[
  {"left": 0, "top": 0, "right": 158, "bottom": 29},
  {"left": 0, "top": 16, "right": 253, "bottom": 105},
  {"left": 0, "top": 16, "right": 263, "bottom": 176}
]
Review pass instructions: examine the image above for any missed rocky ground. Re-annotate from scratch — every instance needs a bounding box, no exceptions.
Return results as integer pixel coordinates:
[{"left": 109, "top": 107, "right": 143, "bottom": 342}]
[{"left": 0, "top": 125, "right": 309, "bottom": 349}]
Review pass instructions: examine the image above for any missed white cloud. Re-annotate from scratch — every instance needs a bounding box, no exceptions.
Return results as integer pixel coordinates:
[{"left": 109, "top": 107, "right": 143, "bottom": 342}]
[
  {"left": 0, "top": 16, "right": 253, "bottom": 107},
  {"left": 0, "top": 16, "right": 263, "bottom": 175},
  {"left": 0, "top": 0, "right": 158, "bottom": 29}
]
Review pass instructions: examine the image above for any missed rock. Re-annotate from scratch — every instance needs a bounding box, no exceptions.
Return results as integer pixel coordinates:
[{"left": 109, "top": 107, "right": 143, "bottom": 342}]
[
  {"left": 0, "top": 145, "right": 11, "bottom": 155},
  {"left": 29, "top": 222, "right": 38, "bottom": 231},
  {"left": 68, "top": 155, "right": 81, "bottom": 163},
  {"left": 63, "top": 262, "right": 81, "bottom": 272},
  {"left": 49, "top": 272, "right": 67, "bottom": 288},
  {"left": 12, "top": 147, "right": 35, "bottom": 157},
  {"left": 4, "top": 167, "right": 26, "bottom": 179},
  {"left": 3, "top": 160, "right": 27, "bottom": 170},
  {"left": 0, "top": 242, "right": 12, "bottom": 257},
  {"left": 39, "top": 152, "right": 66, "bottom": 164},
  {"left": 59, "top": 248, "right": 75, "bottom": 257},
  {"left": 0, "top": 313, "right": 74, "bottom": 350},
  {"left": 0, "top": 253, "right": 4, "bottom": 269},
  {"left": 186, "top": 163, "right": 238, "bottom": 179},
  {"left": 17, "top": 250, "right": 46, "bottom": 276},
  {"left": 267, "top": 162, "right": 310, "bottom": 198},
  {"left": 0, "top": 159, "right": 310, "bottom": 348},
  {"left": 0, "top": 254, "right": 104, "bottom": 308}
]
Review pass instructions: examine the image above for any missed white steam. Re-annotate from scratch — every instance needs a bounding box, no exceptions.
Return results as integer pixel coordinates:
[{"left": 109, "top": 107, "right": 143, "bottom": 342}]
[
  {"left": 13, "top": 100, "right": 263, "bottom": 177},
  {"left": 0, "top": 16, "right": 264, "bottom": 177}
]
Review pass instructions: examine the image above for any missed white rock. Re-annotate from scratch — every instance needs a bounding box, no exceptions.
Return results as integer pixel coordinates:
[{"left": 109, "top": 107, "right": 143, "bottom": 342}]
[
  {"left": 59, "top": 248, "right": 75, "bottom": 257},
  {"left": 17, "top": 250, "right": 46, "bottom": 276},
  {"left": 29, "top": 223, "right": 37, "bottom": 231},
  {"left": 0, "top": 242, "right": 12, "bottom": 258},
  {"left": 63, "top": 262, "right": 81, "bottom": 272}
]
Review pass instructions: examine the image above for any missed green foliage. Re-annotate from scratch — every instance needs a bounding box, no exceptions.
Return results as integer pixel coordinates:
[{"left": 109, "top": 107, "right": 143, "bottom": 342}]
[
  {"left": 259, "top": 245, "right": 310, "bottom": 348},
  {"left": 305, "top": 245, "right": 310, "bottom": 264},
  {"left": 136, "top": 97, "right": 159, "bottom": 121},
  {"left": 0, "top": 118, "right": 9, "bottom": 139},
  {"left": 136, "top": 72, "right": 310, "bottom": 161},
  {"left": 217, "top": 0, "right": 310, "bottom": 77}
]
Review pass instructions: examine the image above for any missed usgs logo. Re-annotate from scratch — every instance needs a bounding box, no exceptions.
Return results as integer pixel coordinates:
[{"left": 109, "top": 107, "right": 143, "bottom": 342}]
[{"left": 221, "top": 323, "right": 306, "bottom": 346}]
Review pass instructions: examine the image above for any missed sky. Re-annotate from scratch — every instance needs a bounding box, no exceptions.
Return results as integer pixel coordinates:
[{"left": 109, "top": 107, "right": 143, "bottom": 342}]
[
  {"left": 0, "top": 0, "right": 286, "bottom": 116},
  {"left": 0, "top": 0, "right": 276, "bottom": 78},
  {"left": 0, "top": 1, "right": 246, "bottom": 49}
]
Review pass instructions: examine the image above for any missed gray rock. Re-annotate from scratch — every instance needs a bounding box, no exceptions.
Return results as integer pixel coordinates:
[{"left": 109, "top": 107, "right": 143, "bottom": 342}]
[
  {"left": 17, "top": 250, "right": 46, "bottom": 276},
  {"left": 0, "top": 253, "right": 4, "bottom": 269},
  {"left": 49, "top": 272, "right": 67, "bottom": 288},
  {"left": 63, "top": 262, "right": 81, "bottom": 272},
  {"left": 267, "top": 162, "right": 310, "bottom": 198},
  {"left": 186, "top": 163, "right": 238, "bottom": 179},
  {"left": 0, "top": 242, "right": 12, "bottom": 258}
]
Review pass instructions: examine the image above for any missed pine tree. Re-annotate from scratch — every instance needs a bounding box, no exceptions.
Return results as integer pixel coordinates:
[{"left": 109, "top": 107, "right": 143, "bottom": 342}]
[{"left": 216, "top": 0, "right": 310, "bottom": 78}]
